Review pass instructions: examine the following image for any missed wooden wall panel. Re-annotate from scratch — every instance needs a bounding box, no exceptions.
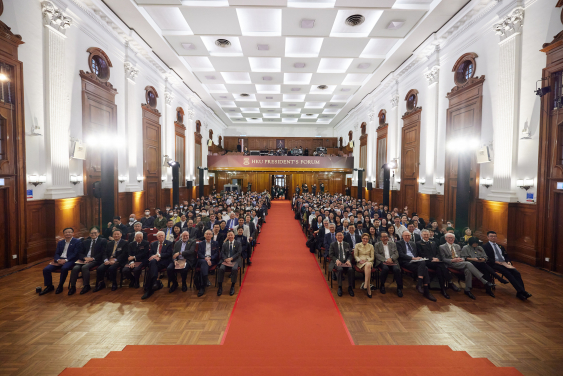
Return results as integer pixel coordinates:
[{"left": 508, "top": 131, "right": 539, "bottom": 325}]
[
  {"left": 474, "top": 199, "right": 508, "bottom": 247},
  {"left": 118, "top": 192, "right": 130, "bottom": 221},
  {"left": 25, "top": 200, "right": 56, "bottom": 263},
  {"left": 417, "top": 193, "right": 431, "bottom": 221},
  {"left": 430, "top": 194, "right": 445, "bottom": 225},
  {"left": 131, "top": 191, "right": 145, "bottom": 219},
  {"left": 161, "top": 188, "right": 171, "bottom": 208},
  {"left": 507, "top": 203, "right": 537, "bottom": 265},
  {"left": 223, "top": 136, "right": 338, "bottom": 152}
]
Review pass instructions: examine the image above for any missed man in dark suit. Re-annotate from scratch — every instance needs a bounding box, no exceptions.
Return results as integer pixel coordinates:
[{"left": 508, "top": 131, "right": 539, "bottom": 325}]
[
  {"left": 140, "top": 208, "right": 155, "bottom": 229},
  {"left": 93, "top": 229, "right": 128, "bottom": 292},
  {"left": 211, "top": 223, "right": 226, "bottom": 248},
  {"left": 320, "top": 183, "right": 325, "bottom": 193},
  {"left": 234, "top": 226, "right": 249, "bottom": 264},
  {"left": 323, "top": 223, "right": 337, "bottom": 257},
  {"left": 218, "top": 230, "right": 241, "bottom": 296},
  {"left": 244, "top": 214, "right": 256, "bottom": 265},
  {"left": 168, "top": 231, "right": 198, "bottom": 293},
  {"left": 122, "top": 232, "right": 150, "bottom": 288},
  {"left": 127, "top": 222, "right": 147, "bottom": 242},
  {"left": 374, "top": 232, "right": 403, "bottom": 297},
  {"left": 142, "top": 231, "right": 174, "bottom": 299},
  {"left": 197, "top": 229, "right": 220, "bottom": 297},
  {"left": 40, "top": 227, "right": 82, "bottom": 295},
  {"left": 397, "top": 232, "right": 435, "bottom": 301},
  {"left": 416, "top": 229, "right": 459, "bottom": 299},
  {"left": 68, "top": 227, "right": 107, "bottom": 295},
  {"left": 103, "top": 216, "right": 128, "bottom": 240},
  {"left": 406, "top": 222, "right": 421, "bottom": 243},
  {"left": 329, "top": 232, "right": 354, "bottom": 297},
  {"left": 483, "top": 231, "right": 531, "bottom": 300},
  {"left": 343, "top": 224, "right": 362, "bottom": 250},
  {"left": 295, "top": 185, "right": 300, "bottom": 195}
]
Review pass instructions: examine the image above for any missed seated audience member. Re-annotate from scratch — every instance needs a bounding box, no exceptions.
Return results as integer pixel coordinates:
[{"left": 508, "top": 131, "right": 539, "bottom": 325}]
[
  {"left": 397, "top": 232, "right": 435, "bottom": 301},
  {"left": 162, "top": 219, "right": 175, "bottom": 242},
  {"left": 168, "top": 230, "right": 198, "bottom": 293},
  {"left": 104, "top": 216, "right": 127, "bottom": 240},
  {"left": 367, "top": 226, "right": 378, "bottom": 246},
  {"left": 218, "top": 230, "right": 241, "bottom": 296},
  {"left": 323, "top": 223, "right": 337, "bottom": 257},
  {"left": 328, "top": 232, "right": 355, "bottom": 297},
  {"left": 142, "top": 231, "right": 173, "bottom": 299},
  {"left": 234, "top": 226, "right": 249, "bottom": 266},
  {"left": 354, "top": 233, "right": 375, "bottom": 298},
  {"left": 152, "top": 212, "right": 166, "bottom": 230},
  {"left": 459, "top": 227, "right": 477, "bottom": 247},
  {"left": 385, "top": 224, "right": 400, "bottom": 242},
  {"left": 125, "top": 214, "right": 137, "bottom": 234},
  {"left": 430, "top": 220, "right": 444, "bottom": 239},
  {"left": 237, "top": 217, "right": 250, "bottom": 239},
  {"left": 40, "top": 228, "right": 82, "bottom": 295},
  {"left": 393, "top": 216, "right": 407, "bottom": 238},
  {"left": 197, "top": 229, "right": 220, "bottom": 297},
  {"left": 374, "top": 232, "right": 403, "bottom": 297},
  {"left": 172, "top": 224, "right": 183, "bottom": 242},
  {"left": 439, "top": 227, "right": 458, "bottom": 245},
  {"left": 226, "top": 212, "right": 238, "bottom": 230},
  {"left": 406, "top": 222, "right": 421, "bottom": 243},
  {"left": 439, "top": 233, "right": 494, "bottom": 299},
  {"left": 94, "top": 229, "right": 128, "bottom": 292},
  {"left": 417, "top": 229, "right": 459, "bottom": 299},
  {"left": 483, "top": 231, "right": 531, "bottom": 300},
  {"left": 140, "top": 208, "right": 155, "bottom": 229},
  {"left": 460, "top": 237, "right": 508, "bottom": 288},
  {"left": 122, "top": 232, "right": 150, "bottom": 289},
  {"left": 178, "top": 214, "right": 189, "bottom": 230},
  {"left": 211, "top": 223, "right": 226, "bottom": 248},
  {"left": 68, "top": 227, "right": 107, "bottom": 296},
  {"left": 344, "top": 224, "right": 362, "bottom": 249},
  {"left": 127, "top": 221, "right": 146, "bottom": 242}
]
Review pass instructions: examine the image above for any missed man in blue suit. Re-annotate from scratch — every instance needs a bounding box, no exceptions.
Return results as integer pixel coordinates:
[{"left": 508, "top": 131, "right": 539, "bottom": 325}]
[
  {"left": 142, "top": 231, "right": 174, "bottom": 300},
  {"left": 40, "top": 227, "right": 82, "bottom": 295},
  {"left": 197, "top": 229, "right": 220, "bottom": 297},
  {"left": 323, "top": 223, "right": 337, "bottom": 257}
]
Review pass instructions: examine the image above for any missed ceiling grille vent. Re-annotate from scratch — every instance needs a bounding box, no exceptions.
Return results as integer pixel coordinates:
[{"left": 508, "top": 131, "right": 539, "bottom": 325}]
[
  {"left": 345, "top": 14, "right": 365, "bottom": 26},
  {"left": 317, "top": 85, "right": 328, "bottom": 90},
  {"left": 215, "top": 39, "right": 231, "bottom": 47}
]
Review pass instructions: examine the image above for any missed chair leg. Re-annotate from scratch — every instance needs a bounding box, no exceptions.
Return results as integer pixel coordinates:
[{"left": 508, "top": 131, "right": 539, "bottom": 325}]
[{"left": 239, "top": 268, "right": 242, "bottom": 286}]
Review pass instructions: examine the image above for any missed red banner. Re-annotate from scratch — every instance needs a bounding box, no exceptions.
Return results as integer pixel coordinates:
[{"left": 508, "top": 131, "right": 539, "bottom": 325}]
[{"left": 207, "top": 155, "right": 354, "bottom": 170}]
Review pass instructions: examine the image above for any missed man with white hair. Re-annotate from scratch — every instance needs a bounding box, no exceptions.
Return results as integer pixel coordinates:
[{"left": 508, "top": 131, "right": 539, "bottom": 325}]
[
  {"left": 142, "top": 231, "right": 173, "bottom": 299},
  {"left": 122, "top": 232, "right": 150, "bottom": 289},
  {"left": 168, "top": 231, "right": 197, "bottom": 293},
  {"left": 439, "top": 233, "right": 494, "bottom": 299}
]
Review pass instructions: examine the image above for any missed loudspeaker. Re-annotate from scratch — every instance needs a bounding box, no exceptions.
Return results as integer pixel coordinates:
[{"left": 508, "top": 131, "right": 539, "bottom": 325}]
[
  {"left": 367, "top": 182, "right": 372, "bottom": 191},
  {"left": 187, "top": 180, "right": 193, "bottom": 189},
  {"left": 476, "top": 146, "right": 491, "bottom": 164},
  {"left": 93, "top": 181, "right": 102, "bottom": 198},
  {"left": 207, "top": 139, "right": 213, "bottom": 147}
]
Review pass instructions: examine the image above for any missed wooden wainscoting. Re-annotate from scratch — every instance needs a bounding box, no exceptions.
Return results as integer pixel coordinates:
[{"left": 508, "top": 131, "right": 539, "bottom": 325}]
[
  {"left": 26, "top": 200, "right": 56, "bottom": 263},
  {"left": 416, "top": 193, "right": 431, "bottom": 220},
  {"left": 507, "top": 203, "right": 537, "bottom": 265},
  {"left": 118, "top": 192, "right": 131, "bottom": 221},
  {"left": 161, "top": 188, "right": 171, "bottom": 208},
  {"left": 430, "top": 194, "right": 445, "bottom": 225},
  {"left": 130, "top": 191, "right": 145, "bottom": 219},
  {"left": 474, "top": 199, "right": 508, "bottom": 247}
]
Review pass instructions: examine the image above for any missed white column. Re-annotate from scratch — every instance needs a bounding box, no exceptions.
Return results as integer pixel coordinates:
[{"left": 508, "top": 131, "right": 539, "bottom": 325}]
[
  {"left": 186, "top": 107, "right": 195, "bottom": 183},
  {"left": 421, "top": 63, "right": 440, "bottom": 194},
  {"left": 163, "top": 86, "right": 174, "bottom": 188},
  {"left": 124, "top": 56, "right": 140, "bottom": 192},
  {"left": 367, "top": 110, "right": 376, "bottom": 183},
  {"left": 390, "top": 85, "right": 400, "bottom": 190},
  {"left": 41, "top": 1, "right": 76, "bottom": 199},
  {"left": 489, "top": 7, "right": 524, "bottom": 202}
]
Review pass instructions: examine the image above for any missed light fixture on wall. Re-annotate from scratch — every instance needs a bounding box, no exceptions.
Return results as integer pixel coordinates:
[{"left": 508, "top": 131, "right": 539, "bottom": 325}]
[
  {"left": 70, "top": 175, "right": 83, "bottom": 185},
  {"left": 163, "top": 155, "right": 172, "bottom": 167},
  {"left": 28, "top": 175, "right": 46, "bottom": 186},
  {"left": 137, "top": 176, "right": 145, "bottom": 183},
  {"left": 516, "top": 178, "right": 534, "bottom": 191},
  {"left": 481, "top": 177, "right": 493, "bottom": 188},
  {"left": 161, "top": 176, "right": 167, "bottom": 182},
  {"left": 395, "top": 177, "right": 401, "bottom": 184},
  {"left": 118, "top": 176, "right": 127, "bottom": 183},
  {"left": 0, "top": 72, "right": 8, "bottom": 82},
  {"left": 435, "top": 177, "right": 444, "bottom": 186},
  {"left": 419, "top": 177, "right": 426, "bottom": 185}
]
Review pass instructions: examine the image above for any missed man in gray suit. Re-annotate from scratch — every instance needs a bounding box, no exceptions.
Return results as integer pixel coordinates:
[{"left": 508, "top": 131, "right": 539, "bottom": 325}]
[
  {"left": 168, "top": 231, "right": 198, "bottom": 293},
  {"left": 439, "top": 233, "right": 494, "bottom": 299},
  {"left": 217, "top": 230, "right": 241, "bottom": 296},
  {"left": 374, "top": 232, "right": 403, "bottom": 297},
  {"left": 328, "top": 232, "right": 355, "bottom": 297}
]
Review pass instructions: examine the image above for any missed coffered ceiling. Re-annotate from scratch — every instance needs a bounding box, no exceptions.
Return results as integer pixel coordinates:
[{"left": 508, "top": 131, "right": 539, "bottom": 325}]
[{"left": 102, "top": 0, "right": 469, "bottom": 127}]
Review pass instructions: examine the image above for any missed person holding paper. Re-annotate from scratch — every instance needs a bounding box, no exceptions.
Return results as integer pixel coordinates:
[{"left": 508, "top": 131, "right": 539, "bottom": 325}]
[
  {"left": 374, "top": 232, "right": 403, "bottom": 297},
  {"left": 93, "top": 229, "right": 128, "bottom": 292},
  {"left": 328, "top": 232, "right": 355, "bottom": 297},
  {"left": 417, "top": 229, "right": 458, "bottom": 299},
  {"left": 483, "top": 231, "right": 531, "bottom": 301},
  {"left": 168, "top": 231, "right": 198, "bottom": 293},
  {"left": 142, "top": 231, "right": 173, "bottom": 299},
  {"left": 217, "top": 230, "right": 241, "bottom": 296},
  {"left": 197, "top": 229, "right": 221, "bottom": 297},
  {"left": 460, "top": 237, "right": 508, "bottom": 286},
  {"left": 68, "top": 227, "right": 107, "bottom": 296},
  {"left": 122, "top": 232, "right": 150, "bottom": 289},
  {"left": 397, "top": 231, "right": 435, "bottom": 301},
  {"left": 40, "top": 227, "right": 82, "bottom": 295}
]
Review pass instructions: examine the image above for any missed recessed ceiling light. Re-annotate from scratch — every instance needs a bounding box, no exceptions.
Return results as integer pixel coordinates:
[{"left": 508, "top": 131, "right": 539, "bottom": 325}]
[
  {"left": 329, "top": 104, "right": 337, "bottom": 107},
  {"left": 215, "top": 39, "right": 231, "bottom": 48},
  {"left": 266, "top": 96, "right": 273, "bottom": 99},
  {"left": 301, "top": 19, "right": 315, "bottom": 29},
  {"left": 387, "top": 20, "right": 405, "bottom": 30},
  {"left": 294, "top": 62, "right": 306, "bottom": 68},
  {"left": 240, "top": 93, "right": 250, "bottom": 97},
  {"left": 251, "top": 117, "right": 258, "bottom": 120},
  {"left": 288, "top": 104, "right": 296, "bottom": 106},
  {"left": 357, "top": 63, "right": 371, "bottom": 69},
  {"left": 182, "top": 43, "right": 196, "bottom": 50},
  {"left": 257, "top": 44, "right": 269, "bottom": 50},
  {"left": 219, "top": 95, "right": 228, "bottom": 99},
  {"left": 205, "top": 75, "right": 215, "bottom": 80},
  {"left": 291, "top": 88, "right": 301, "bottom": 91},
  {"left": 317, "top": 85, "right": 328, "bottom": 90},
  {"left": 262, "top": 76, "right": 272, "bottom": 81},
  {"left": 345, "top": 14, "right": 365, "bottom": 27},
  {"left": 307, "top": 113, "right": 313, "bottom": 116},
  {"left": 341, "top": 88, "right": 351, "bottom": 92}
]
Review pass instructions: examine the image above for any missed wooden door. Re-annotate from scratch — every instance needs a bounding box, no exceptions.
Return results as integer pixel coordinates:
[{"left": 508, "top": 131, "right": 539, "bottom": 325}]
[
  {"left": 400, "top": 109, "right": 421, "bottom": 212},
  {"left": 0, "top": 189, "right": 8, "bottom": 269},
  {"left": 142, "top": 107, "right": 161, "bottom": 211},
  {"left": 555, "top": 193, "right": 563, "bottom": 273}
]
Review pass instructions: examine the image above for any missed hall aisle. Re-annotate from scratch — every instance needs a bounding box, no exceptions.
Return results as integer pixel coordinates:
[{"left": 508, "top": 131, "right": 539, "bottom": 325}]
[{"left": 60, "top": 201, "right": 522, "bottom": 376}]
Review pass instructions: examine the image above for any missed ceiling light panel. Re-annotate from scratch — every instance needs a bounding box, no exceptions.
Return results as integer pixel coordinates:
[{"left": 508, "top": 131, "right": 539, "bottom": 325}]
[
  {"left": 218, "top": 101, "right": 237, "bottom": 107},
  {"left": 287, "top": 0, "right": 336, "bottom": 8},
  {"left": 249, "top": 72, "right": 284, "bottom": 84},
  {"left": 247, "top": 118, "right": 263, "bottom": 122},
  {"left": 285, "top": 38, "right": 324, "bottom": 58},
  {"left": 248, "top": 57, "right": 281, "bottom": 72},
  {"left": 282, "top": 106, "right": 302, "bottom": 113},
  {"left": 282, "top": 94, "right": 306, "bottom": 102},
  {"left": 281, "top": 58, "right": 321, "bottom": 73},
  {"left": 226, "top": 84, "right": 257, "bottom": 94},
  {"left": 310, "top": 73, "right": 346, "bottom": 85},
  {"left": 304, "top": 102, "right": 326, "bottom": 108},
  {"left": 282, "top": 117, "right": 299, "bottom": 122},
  {"left": 334, "top": 0, "right": 396, "bottom": 6},
  {"left": 260, "top": 102, "right": 281, "bottom": 108},
  {"left": 201, "top": 36, "right": 243, "bottom": 56},
  {"left": 212, "top": 93, "right": 233, "bottom": 100},
  {"left": 360, "top": 38, "right": 400, "bottom": 57},
  {"left": 284, "top": 73, "right": 312, "bottom": 85},
  {"left": 256, "top": 85, "right": 281, "bottom": 94},
  {"left": 281, "top": 85, "right": 309, "bottom": 94},
  {"left": 282, "top": 8, "right": 338, "bottom": 36},
  {"left": 330, "top": 10, "right": 383, "bottom": 37},
  {"left": 183, "top": 56, "right": 214, "bottom": 71},
  {"left": 240, "top": 108, "right": 260, "bottom": 113},
  {"left": 318, "top": 38, "right": 370, "bottom": 57},
  {"left": 194, "top": 71, "right": 226, "bottom": 83},
  {"left": 236, "top": 8, "right": 282, "bottom": 36},
  {"left": 179, "top": 7, "right": 242, "bottom": 35},
  {"left": 205, "top": 84, "right": 228, "bottom": 93},
  {"left": 309, "top": 84, "right": 336, "bottom": 94},
  {"left": 317, "top": 58, "right": 353, "bottom": 73},
  {"left": 331, "top": 95, "right": 351, "bottom": 102},
  {"left": 227, "top": 112, "right": 243, "bottom": 117},
  {"left": 304, "top": 93, "right": 332, "bottom": 101},
  {"left": 370, "top": 9, "right": 426, "bottom": 38},
  {"left": 221, "top": 72, "right": 252, "bottom": 84},
  {"left": 263, "top": 113, "right": 281, "bottom": 118},
  {"left": 239, "top": 37, "right": 285, "bottom": 57},
  {"left": 165, "top": 35, "right": 208, "bottom": 56},
  {"left": 301, "top": 113, "right": 319, "bottom": 118},
  {"left": 145, "top": 7, "right": 193, "bottom": 32},
  {"left": 342, "top": 73, "right": 369, "bottom": 85}
]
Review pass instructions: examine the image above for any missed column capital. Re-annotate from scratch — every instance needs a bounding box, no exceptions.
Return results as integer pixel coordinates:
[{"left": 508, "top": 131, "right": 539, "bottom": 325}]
[
  {"left": 368, "top": 111, "right": 375, "bottom": 122},
  {"left": 187, "top": 108, "right": 195, "bottom": 120},
  {"left": 424, "top": 65, "right": 440, "bottom": 86},
  {"left": 164, "top": 90, "right": 174, "bottom": 106},
  {"left": 390, "top": 94, "right": 399, "bottom": 109},
  {"left": 41, "top": 1, "right": 73, "bottom": 35},
  {"left": 494, "top": 7, "right": 524, "bottom": 41},
  {"left": 124, "top": 61, "right": 139, "bottom": 83}
]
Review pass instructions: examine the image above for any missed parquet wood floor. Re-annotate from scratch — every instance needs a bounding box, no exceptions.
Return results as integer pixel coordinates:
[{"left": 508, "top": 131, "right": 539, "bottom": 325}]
[
  {"left": 0, "top": 259, "right": 237, "bottom": 375},
  {"left": 318, "top": 256, "right": 563, "bottom": 376}
]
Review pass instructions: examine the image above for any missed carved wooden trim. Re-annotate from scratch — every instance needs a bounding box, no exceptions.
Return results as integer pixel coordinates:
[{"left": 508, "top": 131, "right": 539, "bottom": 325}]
[
  {"left": 360, "top": 122, "right": 366, "bottom": 135},
  {"left": 403, "top": 89, "right": 420, "bottom": 116},
  {"left": 446, "top": 75, "right": 486, "bottom": 99},
  {"left": 0, "top": 0, "right": 24, "bottom": 49},
  {"left": 209, "top": 128, "right": 214, "bottom": 141},
  {"left": 175, "top": 107, "right": 184, "bottom": 125},
  {"left": 195, "top": 120, "right": 201, "bottom": 134},
  {"left": 78, "top": 70, "right": 118, "bottom": 96}
]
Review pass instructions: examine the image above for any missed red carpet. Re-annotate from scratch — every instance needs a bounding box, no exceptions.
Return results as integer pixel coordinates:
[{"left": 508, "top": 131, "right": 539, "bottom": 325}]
[{"left": 60, "top": 201, "right": 522, "bottom": 375}]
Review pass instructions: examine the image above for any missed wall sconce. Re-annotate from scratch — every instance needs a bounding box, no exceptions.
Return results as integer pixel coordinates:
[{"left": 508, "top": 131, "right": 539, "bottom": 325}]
[
  {"left": 419, "top": 177, "right": 426, "bottom": 185},
  {"left": 435, "top": 177, "right": 444, "bottom": 186},
  {"left": 28, "top": 175, "right": 46, "bottom": 186},
  {"left": 516, "top": 178, "right": 534, "bottom": 191},
  {"left": 481, "top": 177, "right": 493, "bottom": 188},
  {"left": 161, "top": 176, "right": 167, "bottom": 182},
  {"left": 70, "top": 175, "right": 83, "bottom": 185},
  {"left": 395, "top": 177, "right": 401, "bottom": 184},
  {"left": 118, "top": 176, "right": 127, "bottom": 183},
  {"left": 137, "top": 176, "right": 145, "bottom": 183}
]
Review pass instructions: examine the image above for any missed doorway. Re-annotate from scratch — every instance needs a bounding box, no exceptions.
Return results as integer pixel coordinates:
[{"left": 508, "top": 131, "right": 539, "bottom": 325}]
[{"left": 271, "top": 175, "right": 287, "bottom": 198}]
